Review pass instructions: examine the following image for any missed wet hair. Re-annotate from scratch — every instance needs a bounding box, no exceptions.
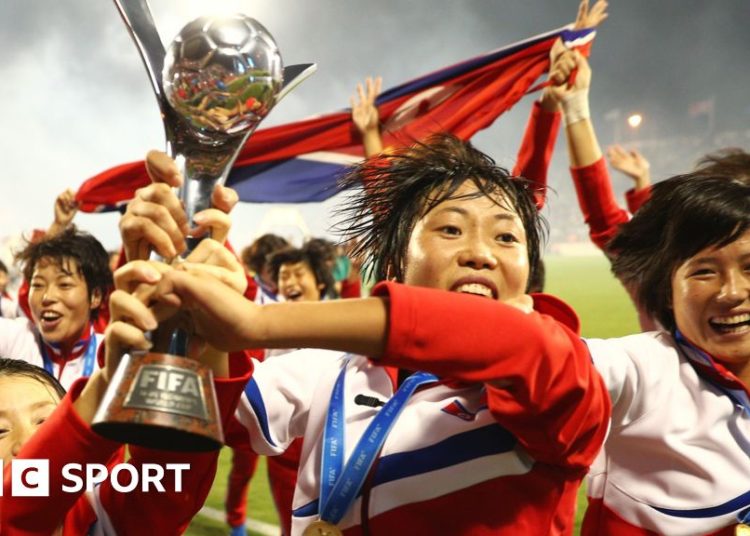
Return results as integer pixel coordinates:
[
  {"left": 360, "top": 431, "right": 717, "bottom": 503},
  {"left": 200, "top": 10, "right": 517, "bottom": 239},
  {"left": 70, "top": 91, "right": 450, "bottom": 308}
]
[
  {"left": 528, "top": 258, "right": 546, "bottom": 294},
  {"left": 269, "top": 243, "right": 336, "bottom": 299},
  {"left": 241, "top": 234, "right": 289, "bottom": 274},
  {"left": 16, "top": 227, "right": 112, "bottom": 318},
  {"left": 610, "top": 172, "right": 750, "bottom": 332},
  {"left": 0, "top": 358, "right": 66, "bottom": 400},
  {"left": 336, "top": 133, "right": 546, "bottom": 289},
  {"left": 694, "top": 148, "right": 750, "bottom": 184}
]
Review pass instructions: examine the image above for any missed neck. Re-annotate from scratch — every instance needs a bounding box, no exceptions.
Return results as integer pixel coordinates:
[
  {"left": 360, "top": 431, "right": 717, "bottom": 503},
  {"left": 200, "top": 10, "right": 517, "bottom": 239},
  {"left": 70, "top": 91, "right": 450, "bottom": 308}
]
[{"left": 49, "top": 323, "right": 90, "bottom": 358}]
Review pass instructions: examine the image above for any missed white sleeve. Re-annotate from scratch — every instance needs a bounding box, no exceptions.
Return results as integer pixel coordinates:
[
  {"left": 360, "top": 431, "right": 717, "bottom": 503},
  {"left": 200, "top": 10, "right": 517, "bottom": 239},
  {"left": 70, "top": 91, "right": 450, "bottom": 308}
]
[
  {"left": 585, "top": 333, "right": 676, "bottom": 429},
  {"left": 0, "top": 318, "right": 43, "bottom": 367},
  {"left": 235, "top": 349, "right": 345, "bottom": 456}
]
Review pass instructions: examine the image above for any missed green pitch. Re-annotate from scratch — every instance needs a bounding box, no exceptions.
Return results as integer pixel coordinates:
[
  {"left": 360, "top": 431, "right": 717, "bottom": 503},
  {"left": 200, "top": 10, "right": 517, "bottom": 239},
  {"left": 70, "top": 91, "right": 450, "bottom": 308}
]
[{"left": 188, "top": 254, "right": 638, "bottom": 535}]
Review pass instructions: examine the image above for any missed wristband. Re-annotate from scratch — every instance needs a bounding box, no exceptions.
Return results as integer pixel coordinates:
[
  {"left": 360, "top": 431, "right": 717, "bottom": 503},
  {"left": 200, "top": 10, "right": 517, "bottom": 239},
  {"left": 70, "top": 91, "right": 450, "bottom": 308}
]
[{"left": 561, "top": 88, "right": 590, "bottom": 126}]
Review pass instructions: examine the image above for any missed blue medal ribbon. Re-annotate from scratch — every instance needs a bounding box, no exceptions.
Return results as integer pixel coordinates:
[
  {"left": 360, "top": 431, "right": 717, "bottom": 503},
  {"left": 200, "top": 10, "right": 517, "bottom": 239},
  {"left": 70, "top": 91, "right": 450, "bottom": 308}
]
[
  {"left": 675, "top": 330, "right": 750, "bottom": 524},
  {"left": 40, "top": 330, "right": 97, "bottom": 379},
  {"left": 319, "top": 358, "right": 438, "bottom": 524},
  {"left": 675, "top": 330, "right": 750, "bottom": 415}
]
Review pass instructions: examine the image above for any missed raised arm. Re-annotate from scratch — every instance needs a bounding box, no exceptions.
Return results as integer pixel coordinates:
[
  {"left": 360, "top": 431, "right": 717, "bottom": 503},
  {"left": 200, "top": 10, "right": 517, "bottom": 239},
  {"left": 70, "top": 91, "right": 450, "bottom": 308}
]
[
  {"left": 545, "top": 50, "right": 630, "bottom": 251},
  {"left": 607, "top": 144, "right": 653, "bottom": 213},
  {"left": 351, "top": 76, "right": 384, "bottom": 158},
  {"left": 512, "top": 0, "right": 608, "bottom": 208},
  {"left": 47, "top": 189, "right": 80, "bottom": 238},
  {"left": 151, "top": 271, "right": 608, "bottom": 467}
]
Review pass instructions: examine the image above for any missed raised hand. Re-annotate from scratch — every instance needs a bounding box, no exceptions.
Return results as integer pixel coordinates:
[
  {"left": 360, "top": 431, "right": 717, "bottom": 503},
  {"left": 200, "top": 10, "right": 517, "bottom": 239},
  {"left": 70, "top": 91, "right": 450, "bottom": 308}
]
[
  {"left": 607, "top": 145, "right": 652, "bottom": 190},
  {"left": 543, "top": 40, "right": 591, "bottom": 106},
  {"left": 120, "top": 150, "right": 238, "bottom": 261},
  {"left": 351, "top": 76, "right": 382, "bottom": 135},
  {"left": 48, "top": 189, "right": 79, "bottom": 237},
  {"left": 153, "top": 268, "right": 257, "bottom": 352},
  {"left": 351, "top": 76, "right": 384, "bottom": 157},
  {"left": 573, "top": 0, "right": 609, "bottom": 30},
  {"left": 182, "top": 238, "right": 248, "bottom": 296},
  {"left": 104, "top": 261, "right": 167, "bottom": 382}
]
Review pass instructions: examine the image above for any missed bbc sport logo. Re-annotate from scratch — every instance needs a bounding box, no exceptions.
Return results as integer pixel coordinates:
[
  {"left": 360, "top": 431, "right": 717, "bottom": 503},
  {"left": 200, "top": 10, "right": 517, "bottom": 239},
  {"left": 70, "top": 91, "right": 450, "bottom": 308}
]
[
  {"left": 7, "top": 459, "right": 49, "bottom": 497},
  {"left": 0, "top": 459, "right": 189, "bottom": 496}
]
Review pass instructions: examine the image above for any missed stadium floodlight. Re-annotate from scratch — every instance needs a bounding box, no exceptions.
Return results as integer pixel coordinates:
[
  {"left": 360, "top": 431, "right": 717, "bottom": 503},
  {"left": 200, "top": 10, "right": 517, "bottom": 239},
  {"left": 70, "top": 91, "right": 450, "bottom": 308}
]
[{"left": 627, "top": 113, "right": 643, "bottom": 129}]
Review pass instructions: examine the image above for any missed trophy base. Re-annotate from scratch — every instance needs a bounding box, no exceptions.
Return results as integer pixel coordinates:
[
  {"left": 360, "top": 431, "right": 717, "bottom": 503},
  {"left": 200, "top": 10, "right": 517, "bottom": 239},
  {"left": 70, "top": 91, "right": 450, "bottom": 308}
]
[
  {"left": 92, "top": 421, "right": 222, "bottom": 452},
  {"left": 92, "top": 352, "right": 224, "bottom": 452}
]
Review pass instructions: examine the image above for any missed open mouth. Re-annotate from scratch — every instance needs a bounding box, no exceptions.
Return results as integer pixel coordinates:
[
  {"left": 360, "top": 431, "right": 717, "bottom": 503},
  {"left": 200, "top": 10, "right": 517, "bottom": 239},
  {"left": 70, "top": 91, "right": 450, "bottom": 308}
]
[
  {"left": 450, "top": 281, "right": 498, "bottom": 300},
  {"left": 709, "top": 313, "right": 750, "bottom": 335},
  {"left": 38, "top": 310, "right": 63, "bottom": 331},
  {"left": 284, "top": 289, "right": 303, "bottom": 302}
]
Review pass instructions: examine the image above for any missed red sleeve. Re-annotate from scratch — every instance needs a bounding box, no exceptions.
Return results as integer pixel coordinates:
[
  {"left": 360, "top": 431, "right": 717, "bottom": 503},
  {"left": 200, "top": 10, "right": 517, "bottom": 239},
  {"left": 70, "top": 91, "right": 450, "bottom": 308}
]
[
  {"left": 511, "top": 101, "right": 562, "bottom": 210},
  {"left": 101, "top": 351, "right": 253, "bottom": 534},
  {"left": 570, "top": 157, "right": 631, "bottom": 251},
  {"left": 339, "top": 278, "right": 361, "bottom": 299},
  {"left": 624, "top": 185, "right": 652, "bottom": 214},
  {"left": 371, "top": 281, "right": 610, "bottom": 470},
  {"left": 2, "top": 380, "right": 121, "bottom": 534}
]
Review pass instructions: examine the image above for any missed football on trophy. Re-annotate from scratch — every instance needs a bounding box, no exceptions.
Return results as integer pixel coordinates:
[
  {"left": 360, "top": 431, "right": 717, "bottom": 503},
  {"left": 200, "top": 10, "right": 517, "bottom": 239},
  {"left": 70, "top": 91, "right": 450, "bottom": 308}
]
[{"left": 163, "top": 14, "right": 284, "bottom": 141}]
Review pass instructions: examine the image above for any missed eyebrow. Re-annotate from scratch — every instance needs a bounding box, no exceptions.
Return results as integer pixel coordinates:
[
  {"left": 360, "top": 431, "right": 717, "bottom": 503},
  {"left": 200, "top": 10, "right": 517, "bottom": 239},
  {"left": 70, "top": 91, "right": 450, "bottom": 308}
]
[
  {"left": 689, "top": 250, "right": 750, "bottom": 263},
  {"left": 434, "top": 206, "right": 518, "bottom": 222},
  {"left": 31, "top": 268, "right": 75, "bottom": 278},
  {"left": 0, "top": 400, "right": 57, "bottom": 417}
]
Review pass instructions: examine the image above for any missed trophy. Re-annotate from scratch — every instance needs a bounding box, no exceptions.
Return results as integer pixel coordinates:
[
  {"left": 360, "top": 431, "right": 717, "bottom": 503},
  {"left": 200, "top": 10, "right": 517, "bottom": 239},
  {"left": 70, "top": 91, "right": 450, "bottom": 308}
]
[{"left": 92, "top": 0, "right": 315, "bottom": 451}]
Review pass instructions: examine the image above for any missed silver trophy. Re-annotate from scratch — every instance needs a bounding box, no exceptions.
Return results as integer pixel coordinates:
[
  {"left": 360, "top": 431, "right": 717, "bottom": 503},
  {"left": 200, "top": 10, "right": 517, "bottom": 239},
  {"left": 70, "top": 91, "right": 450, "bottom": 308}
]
[{"left": 92, "top": 0, "right": 315, "bottom": 451}]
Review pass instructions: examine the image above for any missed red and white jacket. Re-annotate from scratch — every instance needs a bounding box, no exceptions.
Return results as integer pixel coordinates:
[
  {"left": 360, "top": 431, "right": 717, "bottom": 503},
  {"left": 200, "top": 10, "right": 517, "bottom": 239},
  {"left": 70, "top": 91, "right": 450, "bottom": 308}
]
[
  {"left": 0, "top": 318, "right": 103, "bottom": 390},
  {"left": 584, "top": 331, "right": 750, "bottom": 535},
  {"left": 235, "top": 281, "right": 609, "bottom": 535}
]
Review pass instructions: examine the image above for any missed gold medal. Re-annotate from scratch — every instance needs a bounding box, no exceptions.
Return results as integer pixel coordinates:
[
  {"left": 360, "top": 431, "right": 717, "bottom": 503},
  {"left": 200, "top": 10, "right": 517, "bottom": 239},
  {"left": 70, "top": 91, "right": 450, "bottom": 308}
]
[
  {"left": 736, "top": 524, "right": 750, "bottom": 536},
  {"left": 302, "top": 520, "right": 344, "bottom": 536}
]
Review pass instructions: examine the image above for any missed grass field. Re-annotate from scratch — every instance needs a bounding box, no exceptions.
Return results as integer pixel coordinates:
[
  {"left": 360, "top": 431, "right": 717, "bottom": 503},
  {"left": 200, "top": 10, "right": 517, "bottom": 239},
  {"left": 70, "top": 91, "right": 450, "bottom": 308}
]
[{"left": 187, "top": 254, "right": 639, "bottom": 535}]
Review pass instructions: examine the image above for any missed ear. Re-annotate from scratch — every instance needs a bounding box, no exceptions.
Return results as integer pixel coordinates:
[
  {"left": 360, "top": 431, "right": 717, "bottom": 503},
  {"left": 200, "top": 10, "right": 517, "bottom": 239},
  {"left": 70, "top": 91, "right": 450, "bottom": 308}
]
[{"left": 89, "top": 288, "right": 103, "bottom": 311}]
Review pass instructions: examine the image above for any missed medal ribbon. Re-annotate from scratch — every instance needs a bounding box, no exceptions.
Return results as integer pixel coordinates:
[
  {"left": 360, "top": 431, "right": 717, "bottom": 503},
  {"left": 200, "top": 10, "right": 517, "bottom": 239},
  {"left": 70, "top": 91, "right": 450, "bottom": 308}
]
[
  {"left": 40, "top": 327, "right": 97, "bottom": 379},
  {"left": 319, "top": 359, "right": 437, "bottom": 524},
  {"left": 675, "top": 330, "right": 750, "bottom": 524}
]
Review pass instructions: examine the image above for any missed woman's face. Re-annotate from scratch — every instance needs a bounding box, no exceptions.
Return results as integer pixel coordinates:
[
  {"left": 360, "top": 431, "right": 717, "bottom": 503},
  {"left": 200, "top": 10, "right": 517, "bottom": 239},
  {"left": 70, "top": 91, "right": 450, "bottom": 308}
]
[
  {"left": 0, "top": 375, "right": 61, "bottom": 465},
  {"left": 28, "top": 257, "right": 100, "bottom": 347},
  {"left": 278, "top": 261, "right": 323, "bottom": 302},
  {"left": 403, "top": 182, "right": 530, "bottom": 307},
  {"left": 672, "top": 229, "right": 750, "bottom": 370}
]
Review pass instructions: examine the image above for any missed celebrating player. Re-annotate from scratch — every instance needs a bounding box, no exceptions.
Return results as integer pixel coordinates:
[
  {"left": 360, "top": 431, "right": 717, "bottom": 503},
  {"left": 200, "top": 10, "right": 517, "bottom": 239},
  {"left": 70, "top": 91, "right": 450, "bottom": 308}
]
[{"left": 135, "top": 133, "right": 609, "bottom": 534}]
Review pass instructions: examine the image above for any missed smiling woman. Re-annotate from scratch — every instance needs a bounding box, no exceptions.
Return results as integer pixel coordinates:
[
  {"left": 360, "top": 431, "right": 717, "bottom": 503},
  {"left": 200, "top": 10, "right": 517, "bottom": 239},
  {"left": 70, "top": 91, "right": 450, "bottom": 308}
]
[
  {"left": 0, "top": 227, "right": 111, "bottom": 389},
  {"left": 582, "top": 172, "right": 750, "bottom": 534},
  {"left": 132, "top": 132, "right": 609, "bottom": 534}
]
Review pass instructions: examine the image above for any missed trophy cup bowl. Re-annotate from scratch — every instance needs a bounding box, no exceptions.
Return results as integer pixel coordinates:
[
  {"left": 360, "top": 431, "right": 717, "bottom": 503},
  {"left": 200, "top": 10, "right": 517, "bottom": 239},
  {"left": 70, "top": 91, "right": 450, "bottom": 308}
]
[
  {"left": 93, "top": 11, "right": 292, "bottom": 451},
  {"left": 163, "top": 15, "right": 283, "bottom": 142}
]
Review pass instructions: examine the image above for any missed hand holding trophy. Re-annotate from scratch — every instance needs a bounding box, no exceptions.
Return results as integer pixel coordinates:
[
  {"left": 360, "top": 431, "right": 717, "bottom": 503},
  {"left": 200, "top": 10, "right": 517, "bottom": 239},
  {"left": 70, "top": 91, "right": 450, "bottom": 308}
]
[{"left": 93, "top": 0, "right": 315, "bottom": 451}]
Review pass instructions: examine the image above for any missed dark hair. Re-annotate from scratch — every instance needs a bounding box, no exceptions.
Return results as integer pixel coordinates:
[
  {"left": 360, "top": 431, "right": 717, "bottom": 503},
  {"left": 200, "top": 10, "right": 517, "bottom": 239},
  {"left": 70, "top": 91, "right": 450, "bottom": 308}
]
[
  {"left": 0, "top": 358, "right": 66, "bottom": 399},
  {"left": 0, "top": 260, "right": 7, "bottom": 274},
  {"left": 304, "top": 238, "right": 336, "bottom": 265},
  {"left": 269, "top": 244, "right": 335, "bottom": 299},
  {"left": 241, "top": 234, "right": 289, "bottom": 274},
  {"left": 16, "top": 227, "right": 112, "bottom": 318},
  {"left": 610, "top": 173, "right": 750, "bottom": 332},
  {"left": 336, "top": 133, "right": 545, "bottom": 289},
  {"left": 528, "top": 258, "right": 546, "bottom": 294},
  {"left": 694, "top": 148, "right": 750, "bottom": 184}
]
